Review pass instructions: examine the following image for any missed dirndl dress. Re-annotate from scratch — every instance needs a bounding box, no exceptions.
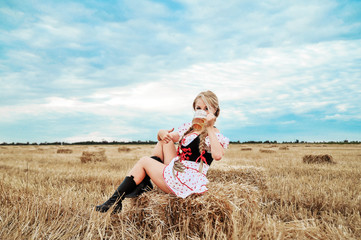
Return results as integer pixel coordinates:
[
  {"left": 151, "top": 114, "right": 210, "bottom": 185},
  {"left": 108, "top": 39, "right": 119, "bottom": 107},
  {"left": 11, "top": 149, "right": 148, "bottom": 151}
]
[{"left": 163, "top": 123, "right": 229, "bottom": 198}]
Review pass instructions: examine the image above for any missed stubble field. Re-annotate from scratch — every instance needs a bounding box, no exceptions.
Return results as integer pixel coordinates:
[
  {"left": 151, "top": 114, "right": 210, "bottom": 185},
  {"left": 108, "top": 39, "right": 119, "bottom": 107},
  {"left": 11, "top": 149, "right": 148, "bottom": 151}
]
[{"left": 0, "top": 144, "right": 360, "bottom": 239}]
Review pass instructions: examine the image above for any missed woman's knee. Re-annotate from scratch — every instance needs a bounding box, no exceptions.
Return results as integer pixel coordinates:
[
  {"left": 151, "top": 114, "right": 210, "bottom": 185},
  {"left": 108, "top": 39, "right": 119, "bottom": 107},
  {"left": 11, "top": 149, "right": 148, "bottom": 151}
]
[
  {"left": 139, "top": 156, "right": 149, "bottom": 164},
  {"left": 139, "top": 156, "right": 161, "bottom": 166}
]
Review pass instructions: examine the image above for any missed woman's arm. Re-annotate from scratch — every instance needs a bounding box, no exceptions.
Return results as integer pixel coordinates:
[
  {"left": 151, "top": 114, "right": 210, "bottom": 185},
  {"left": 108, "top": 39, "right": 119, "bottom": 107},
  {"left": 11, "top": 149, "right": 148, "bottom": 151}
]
[
  {"left": 206, "top": 126, "right": 224, "bottom": 161},
  {"left": 205, "top": 112, "right": 224, "bottom": 161}
]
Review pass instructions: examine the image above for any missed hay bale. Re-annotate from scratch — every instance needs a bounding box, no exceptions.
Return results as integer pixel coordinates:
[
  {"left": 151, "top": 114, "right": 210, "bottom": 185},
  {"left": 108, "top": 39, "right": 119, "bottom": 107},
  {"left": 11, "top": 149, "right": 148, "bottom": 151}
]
[
  {"left": 80, "top": 150, "right": 107, "bottom": 163},
  {"left": 29, "top": 148, "right": 45, "bottom": 153},
  {"left": 263, "top": 145, "right": 277, "bottom": 148},
  {"left": 123, "top": 182, "right": 260, "bottom": 239},
  {"left": 302, "top": 154, "right": 335, "bottom": 164},
  {"left": 207, "top": 166, "right": 268, "bottom": 190},
  {"left": 118, "top": 146, "right": 131, "bottom": 152},
  {"left": 57, "top": 148, "right": 73, "bottom": 154},
  {"left": 259, "top": 149, "right": 276, "bottom": 153},
  {"left": 278, "top": 146, "right": 289, "bottom": 150},
  {"left": 241, "top": 148, "right": 252, "bottom": 151}
]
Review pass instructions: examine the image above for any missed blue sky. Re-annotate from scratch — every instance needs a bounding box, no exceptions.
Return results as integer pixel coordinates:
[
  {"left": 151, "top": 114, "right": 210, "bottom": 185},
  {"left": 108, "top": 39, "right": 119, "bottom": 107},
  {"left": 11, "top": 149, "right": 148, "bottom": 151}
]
[{"left": 1, "top": 0, "right": 361, "bottom": 143}]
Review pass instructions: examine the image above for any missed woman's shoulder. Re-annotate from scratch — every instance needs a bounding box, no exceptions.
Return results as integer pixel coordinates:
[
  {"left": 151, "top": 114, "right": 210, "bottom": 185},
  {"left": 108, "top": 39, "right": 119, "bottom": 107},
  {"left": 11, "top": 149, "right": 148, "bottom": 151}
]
[
  {"left": 203, "top": 128, "right": 229, "bottom": 149},
  {"left": 213, "top": 126, "right": 220, "bottom": 133},
  {"left": 177, "top": 122, "right": 192, "bottom": 136}
]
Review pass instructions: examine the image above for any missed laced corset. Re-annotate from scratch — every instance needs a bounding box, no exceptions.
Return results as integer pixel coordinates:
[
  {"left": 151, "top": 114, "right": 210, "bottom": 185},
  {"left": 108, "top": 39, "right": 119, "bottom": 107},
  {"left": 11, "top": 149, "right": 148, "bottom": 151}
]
[{"left": 177, "top": 134, "right": 214, "bottom": 166}]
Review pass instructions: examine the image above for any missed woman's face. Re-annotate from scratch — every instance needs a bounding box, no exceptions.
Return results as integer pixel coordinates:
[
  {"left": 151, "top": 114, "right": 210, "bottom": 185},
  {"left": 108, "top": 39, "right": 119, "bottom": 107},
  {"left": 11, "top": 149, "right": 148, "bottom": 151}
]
[{"left": 194, "top": 98, "right": 214, "bottom": 115}]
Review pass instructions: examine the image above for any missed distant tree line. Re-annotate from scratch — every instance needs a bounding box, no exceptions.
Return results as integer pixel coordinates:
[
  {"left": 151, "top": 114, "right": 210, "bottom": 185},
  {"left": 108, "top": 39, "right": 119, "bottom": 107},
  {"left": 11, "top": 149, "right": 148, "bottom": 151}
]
[
  {"left": 1, "top": 139, "right": 360, "bottom": 145},
  {"left": 0, "top": 140, "right": 158, "bottom": 146}
]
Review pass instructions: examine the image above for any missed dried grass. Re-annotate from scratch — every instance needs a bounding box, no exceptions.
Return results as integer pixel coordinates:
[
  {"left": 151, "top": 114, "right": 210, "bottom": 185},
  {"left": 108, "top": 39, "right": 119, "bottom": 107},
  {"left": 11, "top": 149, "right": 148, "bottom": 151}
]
[
  {"left": 259, "top": 149, "right": 276, "bottom": 153},
  {"left": 124, "top": 181, "right": 260, "bottom": 239},
  {"left": 207, "top": 165, "right": 268, "bottom": 190},
  {"left": 29, "top": 148, "right": 46, "bottom": 154},
  {"left": 1, "top": 144, "right": 360, "bottom": 239},
  {"left": 279, "top": 146, "right": 289, "bottom": 150},
  {"left": 302, "top": 154, "right": 335, "bottom": 164},
  {"left": 57, "top": 148, "right": 73, "bottom": 154},
  {"left": 118, "top": 146, "right": 131, "bottom": 152},
  {"left": 80, "top": 150, "right": 107, "bottom": 163}
]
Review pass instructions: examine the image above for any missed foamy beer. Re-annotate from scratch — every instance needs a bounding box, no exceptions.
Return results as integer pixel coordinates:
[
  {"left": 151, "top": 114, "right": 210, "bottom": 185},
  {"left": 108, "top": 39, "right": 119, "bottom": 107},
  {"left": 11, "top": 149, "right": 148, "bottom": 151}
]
[{"left": 192, "top": 110, "right": 207, "bottom": 131}]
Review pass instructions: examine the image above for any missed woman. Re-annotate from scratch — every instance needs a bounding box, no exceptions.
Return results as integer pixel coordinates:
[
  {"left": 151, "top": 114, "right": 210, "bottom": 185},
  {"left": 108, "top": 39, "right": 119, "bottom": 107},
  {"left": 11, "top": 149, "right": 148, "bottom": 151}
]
[{"left": 95, "top": 90, "right": 229, "bottom": 213}]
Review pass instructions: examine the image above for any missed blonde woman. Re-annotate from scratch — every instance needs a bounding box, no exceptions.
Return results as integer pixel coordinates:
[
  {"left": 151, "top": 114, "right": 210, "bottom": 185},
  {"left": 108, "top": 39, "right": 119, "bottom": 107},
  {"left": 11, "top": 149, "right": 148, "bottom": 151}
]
[{"left": 95, "top": 90, "right": 229, "bottom": 213}]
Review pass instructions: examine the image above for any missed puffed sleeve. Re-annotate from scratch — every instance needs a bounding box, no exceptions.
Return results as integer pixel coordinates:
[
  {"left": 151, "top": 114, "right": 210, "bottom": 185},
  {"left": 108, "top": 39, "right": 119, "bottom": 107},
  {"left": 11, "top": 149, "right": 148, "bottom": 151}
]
[
  {"left": 177, "top": 122, "right": 192, "bottom": 137},
  {"left": 217, "top": 133, "right": 230, "bottom": 149},
  {"left": 205, "top": 132, "right": 230, "bottom": 150}
]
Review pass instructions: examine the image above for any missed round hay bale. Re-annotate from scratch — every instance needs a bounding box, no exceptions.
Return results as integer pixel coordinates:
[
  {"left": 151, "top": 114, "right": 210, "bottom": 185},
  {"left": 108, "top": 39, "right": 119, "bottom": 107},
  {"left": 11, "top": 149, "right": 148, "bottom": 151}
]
[
  {"left": 259, "top": 149, "right": 276, "bottom": 153},
  {"left": 207, "top": 166, "right": 268, "bottom": 190},
  {"left": 278, "top": 146, "right": 289, "bottom": 150},
  {"left": 127, "top": 191, "right": 233, "bottom": 238},
  {"left": 209, "top": 181, "right": 260, "bottom": 212},
  {"left": 302, "top": 154, "right": 335, "bottom": 164},
  {"left": 263, "top": 145, "right": 277, "bottom": 148},
  {"left": 118, "top": 146, "right": 131, "bottom": 152},
  {"left": 80, "top": 150, "right": 107, "bottom": 163},
  {"left": 57, "top": 148, "right": 73, "bottom": 154},
  {"left": 122, "top": 182, "right": 260, "bottom": 239},
  {"left": 241, "top": 148, "right": 252, "bottom": 151}
]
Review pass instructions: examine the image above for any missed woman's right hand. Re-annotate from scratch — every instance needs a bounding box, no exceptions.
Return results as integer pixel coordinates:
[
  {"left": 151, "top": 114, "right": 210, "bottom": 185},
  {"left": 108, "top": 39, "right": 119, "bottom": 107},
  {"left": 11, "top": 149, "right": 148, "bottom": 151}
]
[{"left": 158, "top": 128, "right": 175, "bottom": 143}]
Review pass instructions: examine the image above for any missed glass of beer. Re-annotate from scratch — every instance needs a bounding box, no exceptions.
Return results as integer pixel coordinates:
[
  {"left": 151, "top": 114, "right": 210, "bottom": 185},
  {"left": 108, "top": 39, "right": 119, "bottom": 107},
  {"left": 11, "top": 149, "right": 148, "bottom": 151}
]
[{"left": 192, "top": 110, "right": 207, "bottom": 131}]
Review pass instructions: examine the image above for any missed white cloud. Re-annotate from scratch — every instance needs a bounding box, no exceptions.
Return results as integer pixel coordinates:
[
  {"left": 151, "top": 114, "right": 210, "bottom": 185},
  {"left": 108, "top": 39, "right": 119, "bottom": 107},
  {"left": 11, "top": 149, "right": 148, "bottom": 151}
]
[
  {"left": 323, "top": 114, "right": 361, "bottom": 121},
  {"left": 220, "top": 107, "right": 249, "bottom": 127},
  {"left": 324, "top": 114, "right": 342, "bottom": 120},
  {"left": 2, "top": 39, "right": 360, "bottom": 125},
  {"left": 0, "top": 81, "right": 193, "bottom": 123},
  {"left": 336, "top": 104, "right": 348, "bottom": 112},
  {"left": 280, "top": 120, "right": 296, "bottom": 125},
  {"left": 0, "top": 7, "right": 25, "bottom": 19},
  {"left": 62, "top": 132, "right": 125, "bottom": 143}
]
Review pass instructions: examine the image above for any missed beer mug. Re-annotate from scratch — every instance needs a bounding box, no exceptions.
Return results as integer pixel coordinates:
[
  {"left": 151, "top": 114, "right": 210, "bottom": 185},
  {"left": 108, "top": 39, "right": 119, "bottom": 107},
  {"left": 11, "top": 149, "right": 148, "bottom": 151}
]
[{"left": 192, "top": 110, "right": 207, "bottom": 131}]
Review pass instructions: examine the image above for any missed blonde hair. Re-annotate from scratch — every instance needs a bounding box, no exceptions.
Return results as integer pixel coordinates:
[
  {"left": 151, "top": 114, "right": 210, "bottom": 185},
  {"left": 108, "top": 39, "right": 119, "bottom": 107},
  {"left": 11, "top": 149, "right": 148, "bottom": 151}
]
[
  {"left": 192, "top": 91, "right": 220, "bottom": 117},
  {"left": 179, "top": 91, "right": 220, "bottom": 169}
]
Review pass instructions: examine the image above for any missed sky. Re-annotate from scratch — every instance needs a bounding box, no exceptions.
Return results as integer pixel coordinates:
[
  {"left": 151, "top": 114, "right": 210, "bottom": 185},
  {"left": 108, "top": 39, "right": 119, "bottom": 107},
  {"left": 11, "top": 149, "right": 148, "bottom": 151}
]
[{"left": 0, "top": 0, "right": 361, "bottom": 143}]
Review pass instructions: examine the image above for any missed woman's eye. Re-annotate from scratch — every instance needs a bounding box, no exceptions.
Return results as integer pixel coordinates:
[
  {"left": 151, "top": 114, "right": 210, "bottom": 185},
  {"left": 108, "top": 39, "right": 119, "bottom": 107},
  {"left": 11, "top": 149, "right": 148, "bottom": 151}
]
[
  {"left": 205, "top": 107, "right": 208, "bottom": 111},
  {"left": 196, "top": 107, "right": 201, "bottom": 109}
]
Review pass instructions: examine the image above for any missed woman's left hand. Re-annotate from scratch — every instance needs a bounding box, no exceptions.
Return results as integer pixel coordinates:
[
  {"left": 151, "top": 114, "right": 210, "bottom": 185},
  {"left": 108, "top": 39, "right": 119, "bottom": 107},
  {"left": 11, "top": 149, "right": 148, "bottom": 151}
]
[{"left": 205, "top": 113, "right": 216, "bottom": 128}]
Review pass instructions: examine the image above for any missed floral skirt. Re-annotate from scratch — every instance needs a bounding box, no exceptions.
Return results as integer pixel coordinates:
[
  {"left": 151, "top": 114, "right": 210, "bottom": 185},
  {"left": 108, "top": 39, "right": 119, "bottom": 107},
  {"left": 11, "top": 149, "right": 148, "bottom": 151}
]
[{"left": 163, "top": 157, "right": 209, "bottom": 198}]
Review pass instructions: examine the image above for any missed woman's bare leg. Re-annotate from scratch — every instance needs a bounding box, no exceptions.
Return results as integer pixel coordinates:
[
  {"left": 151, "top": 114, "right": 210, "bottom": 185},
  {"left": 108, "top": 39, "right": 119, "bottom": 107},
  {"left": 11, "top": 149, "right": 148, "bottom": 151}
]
[
  {"left": 151, "top": 140, "right": 177, "bottom": 165},
  {"left": 127, "top": 157, "right": 172, "bottom": 194},
  {"left": 123, "top": 141, "right": 176, "bottom": 198}
]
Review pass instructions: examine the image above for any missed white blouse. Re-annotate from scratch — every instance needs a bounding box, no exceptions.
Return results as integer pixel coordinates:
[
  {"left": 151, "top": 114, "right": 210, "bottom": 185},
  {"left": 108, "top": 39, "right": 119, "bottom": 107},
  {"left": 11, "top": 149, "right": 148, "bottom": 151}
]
[{"left": 177, "top": 122, "right": 230, "bottom": 152}]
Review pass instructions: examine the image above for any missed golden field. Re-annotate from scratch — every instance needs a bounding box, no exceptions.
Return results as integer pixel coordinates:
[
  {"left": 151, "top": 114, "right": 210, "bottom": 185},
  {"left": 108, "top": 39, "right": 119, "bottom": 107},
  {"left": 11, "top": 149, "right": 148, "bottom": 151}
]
[{"left": 0, "top": 144, "right": 360, "bottom": 239}]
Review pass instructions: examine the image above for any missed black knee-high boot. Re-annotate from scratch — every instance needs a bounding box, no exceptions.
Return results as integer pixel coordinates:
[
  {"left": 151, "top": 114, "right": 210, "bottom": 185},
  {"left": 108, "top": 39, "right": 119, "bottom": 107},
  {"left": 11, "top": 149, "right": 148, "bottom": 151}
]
[
  {"left": 124, "top": 156, "right": 162, "bottom": 198},
  {"left": 95, "top": 175, "right": 137, "bottom": 213}
]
